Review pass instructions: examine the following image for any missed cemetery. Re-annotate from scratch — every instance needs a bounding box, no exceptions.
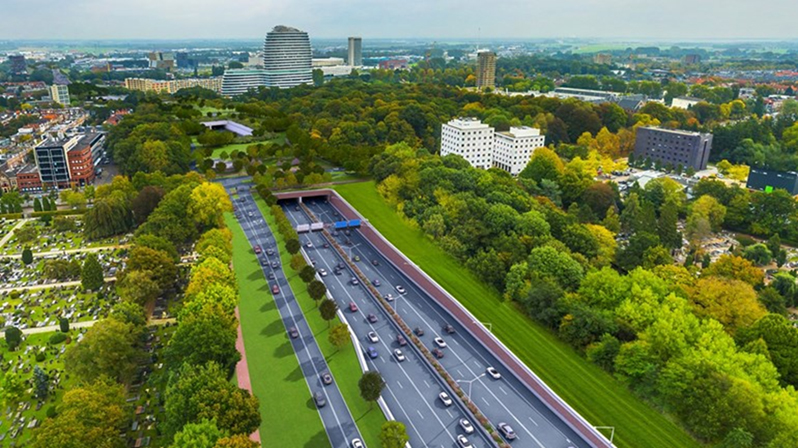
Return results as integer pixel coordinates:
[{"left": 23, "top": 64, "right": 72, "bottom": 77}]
[
  {"left": 0, "top": 219, "right": 126, "bottom": 256},
  {"left": 0, "top": 249, "right": 126, "bottom": 289},
  {"left": 0, "top": 283, "right": 119, "bottom": 330}
]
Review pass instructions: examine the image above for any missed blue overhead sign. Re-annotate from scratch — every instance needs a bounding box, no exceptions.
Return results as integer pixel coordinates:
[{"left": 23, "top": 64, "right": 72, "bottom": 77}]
[
  {"left": 334, "top": 221, "right": 348, "bottom": 229},
  {"left": 348, "top": 220, "right": 362, "bottom": 228}
]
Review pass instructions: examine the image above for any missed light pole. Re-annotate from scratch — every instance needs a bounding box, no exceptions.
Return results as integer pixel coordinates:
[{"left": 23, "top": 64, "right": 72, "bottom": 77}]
[
  {"left": 456, "top": 373, "right": 486, "bottom": 398},
  {"left": 347, "top": 243, "right": 361, "bottom": 261}
]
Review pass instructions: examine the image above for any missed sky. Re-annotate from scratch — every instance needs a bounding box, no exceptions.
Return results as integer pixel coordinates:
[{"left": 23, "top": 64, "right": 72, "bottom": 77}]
[{"left": 3, "top": 0, "right": 798, "bottom": 41}]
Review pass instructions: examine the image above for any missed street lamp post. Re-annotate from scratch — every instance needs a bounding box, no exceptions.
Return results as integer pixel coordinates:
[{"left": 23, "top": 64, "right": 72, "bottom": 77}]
[{"left": 456, "top": 373, "right": 486, "bottom": 397}]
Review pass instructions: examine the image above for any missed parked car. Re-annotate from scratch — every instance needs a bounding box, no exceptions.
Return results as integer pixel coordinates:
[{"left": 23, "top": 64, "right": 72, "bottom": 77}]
[
  {"left": 396, "top": 334, "right": 407, "bottom": 346},
  {"left": 497, "top": 422, "right": 517, "bottom": 440},
  {"left": 366, "top": 346, "right": 378, "bottom": 359},
  {"left": 367, "top": 331, "right": 379, "bottom": 343},
  {"left": 456, "top": 434, "right": 473, "bottom": 448},
  {"left": 367, "top": 313, "right": 378, "bottom": 323},
  {"left": 395, "top": 285, "right": 406, "bottom": 294},
  {"left": 271, "top": 284, "right": 280, "bottom": 294},
  {"left": 487, "top": 366, "right": 501, "bottom": 379},
  {"left": 313, "top": 391, "right": 326, "bottom": 408},
  {"left": 394, "top": 349, "right": 406, "bottom": 362},
  {"left": 443, "top": 324, "right": 455, "bottom": 334},
  {"left": 414, "top": 327, "right": 424, "bottom": 336},
  {"left": 434, "top": 337, "right": 447, "bottom": 348},
  {"left": 288, "top": 327, "right": 299, "bottom": 339},
  {"left": 349, "top": 302, "right": 358, "bottom": 312},
  {"left": 320, "top": 372, "right": 333, "bottom": 385},
  {"left": 432, "top": 348, "right": 444, "bottom": 359},
  {"left": 459, "top": 419, "right": 474, "bottom": 434},
  {"left": 439, "top": 392, "right": 453, "bottom": 406}
]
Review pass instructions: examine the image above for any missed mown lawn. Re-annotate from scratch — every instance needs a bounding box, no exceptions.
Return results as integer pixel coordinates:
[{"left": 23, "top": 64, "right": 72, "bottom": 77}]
[
  {"left": 254, "top": 195, "right": 386, "bottom": 448},
  {"left": 224, "top": 213, "right": 329, "bottom": 448},
  {"left": 209, "top": 136, "right": 286, "bottom": 160},
  {"left": 334, "top": 181, "right": 702, "bottom": 448}
]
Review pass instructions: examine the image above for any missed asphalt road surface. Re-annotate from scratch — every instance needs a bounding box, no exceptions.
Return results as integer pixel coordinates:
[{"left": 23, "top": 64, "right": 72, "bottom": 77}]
[
  {"left": 221, "top": 180, "right": 364, "bottom": 448},
  {"left": 286, "top": 197, "right": 592, "bottom": 448}
]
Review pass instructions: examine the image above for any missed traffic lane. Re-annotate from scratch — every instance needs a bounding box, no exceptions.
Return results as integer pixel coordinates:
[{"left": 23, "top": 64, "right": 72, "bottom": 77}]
[
  {"left": 230, "top": 190, "right": 361, "bottom": 448},
  {"left": 307, "top": 202, "right": 589, "bottom": 448},
  {"left": 291, "top": 222, "right": 493, "bottom": 448}
]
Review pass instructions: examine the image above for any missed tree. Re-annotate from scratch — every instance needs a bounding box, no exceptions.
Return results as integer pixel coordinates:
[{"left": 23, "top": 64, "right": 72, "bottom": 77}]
[
  {"left": 689, "top": 277, "right": 766, "bottom": 333},
  {"left": 185, "top": 256, "right": 235, "bottom": 296},
  {"left": 21, "top": 247, "right": 33, "bottom": 265},
  {"left": 130, "top": 185, "right": 165, "bottom": 224},
  {"left": 527, "top": 246, "right": 584, "bottom": 291},
  {"left": 380, "top": 421, "right": 410, "bottom": 448},
  {"left": 171, "top": 420, "right": 225, "bottom": 448},
  {"left": 15, "top": 225, "right": 38, "bottom": 244},
  {"left": 299, "top": 265, "right": 317, "bottom": 283},
  {"left": 165, "top": 303, "right": 240, "bottom": 373},
  {"left": 215, "top": 435, "right": 259, "bottom": 448},
  {"left": 519, "top": 147, "right": 563, "bottom": 184},
  {"left": 616, "top": 232, "right": 660, "bottom": 272},
  {"left": 658, "top": 198, "right": 681, "bottom": 249},
  {"left": 127, "top": 246, "right": 178, "bottom": 292},
  {"left": 33, "top": 197, "right": 42, "bottom": 212},
  {"left": 329, "top": 324, "right": 351, "bottom": 352},
  {"left": 116, "top": 270, "right": 161, "bottom": 305},
  {"left": 81, "top": 253, "right": 104, "bottom": 291},
  {"left": 164, "top": 362, "right": 261, "bottom": 439},
  {"left": 319, "top": 299, "right": 338, "bottom": 327},
  {"left": 33, "top": 365, "right": 49, "bottom": 399},
  {"left": 582, "top": 182, "right": 616, "bottom": 219},
  {"left": 737, "top": 313, "right": 798, "bottom": 387},
  {"left": 290, "top": 253, "right": 306, "bottom": 272},
  {"left": 719, "top": 428, "right": 754, "bottom": 448},
  {"left": 703, "top": 255, "right": 764, "bottom": 287},
  {"left": 30, "top": 380, "right": 127, "bottom": 448},
  {"left": 358, "top": 371, "right": 385, "bottom": 408},
  {"left": 742, "top": 244, "right": 772, "bottom": 266},
  {"left": 686, "top": 195, "right": 726, "bottom": 244},
  {"left": 307, "top": 279, "right": 327, "bottom": 303},
  {"left": 65, "top": 318, "right": 142, "bottom": 383},
  {"left": 0, "top": 371, "right": 25, "bottom": 410},
  {"left": 285, "top": 238, "right": 300, "bottom": 255},
  {"left": 188, "top": 183, "right": 233, "bottom": 230},
  {"left": 83, "top": 195, "right": 133, "bottom": 240},
  {"left": 5, "top": 326, "right": 22, "bottom": 350},
  {"left": 110, "top": 300, "right": 148, "bottom": 326},
  {"left": 59, "top": 317, "right": 69, "bottom": 333}
]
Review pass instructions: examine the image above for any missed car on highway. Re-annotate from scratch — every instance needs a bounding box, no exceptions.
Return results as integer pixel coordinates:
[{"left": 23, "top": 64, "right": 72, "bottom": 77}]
[
  {"left": 443, "top": 324, "right": 456, "bottom": 334},
  {"left": 487, "top": 366, "right": 501, "bottom": 379},
  {"left": 318, "top": 268, "right": 328, "bottom": 277},
  {"left": 337, "top": 262, "right": 345, "bottom": 269},
  {"left": 350, "top": 277, "right": 360, "bottom": 285},
  {"left": 349, "top": 302, "right": 358, "bottom": 312},
  {"left": 394, "top": 349, "right": 406, "bottom": 362},
  {"left": 239, "top": 197, "right": 246, "bottom": 203},
  {"left": 260, "top": 258, "right": 269, "bottom": 266},
  {"left": 367, "top": 331, "right": 379, "bottom": 343},
  {"left": 271, "top": 261, "right": 280, "bottom": 269},
  {"left": 459, "top": 418, "right": 474, "bottom": 434},
  {"left": 266, "top": 248, "right": 274, "bottom": 255},
  {"left": 456, "top": 434, "right": 473, "bottom": 448},
  {"left": 434, "top": 337, "right": 447, "bottom": 348},
  {"left": 439, "top": 392, "right": 453, "bottom": 406},
  {"left": 267, "top": 272, "right": 275, "bottom": 280},
  {"left": 432, "top": 348, "right": 444, "bottom": 358},
  {"left": 367, "top": 313, "right": 378, "bottom": 323},
  {"left": 253, "top": 245, "right": 262, "bottom": 254},
  {"left": 323, "top": 242, "right": 329, "bottom": 248},
  {"left": 497, "top": 422, "right": 517, "bottom": 440},
  {"left": 372, "top": 259, "right": 379, "bottom": 266},
  {"left": 396, "top": 334, "right": 407, "bottom": 346},
  {"left": 320, "top": 372, "right": 333, "bottom": 385},
  {"left": 366, "top": 346, "right": 378, "bottom": 359},
  {"left": 305, "top": 241, "right": 313, "bottom": 248},
  {"left": 372, "top": 278, "right": 381, "bottom": 287},
  {"left": 248, "top": 212, "right": 254, "bottom": 218},
  {"left": 351, "top": 439, "right": 364, "bottom": 448},
  {"left": 414, "top": 327, "right": 424, "bottom": 336},
  {"left": 353, "top": 255, "right": 361, "bottom": 262},
  {"left": 384, "top": 293, "right": 394, "bottom": 301},
  {"left": 334, "top": 268, "right": 342, "bottom": 276},
  {"left": 235, "top": 213, "right": 241, "bottom": 219},
  {"left": 395, "top": 285, "right": 406, "bottom": 294},
  {"left": 288, "top": 327, "right": 299, "bottom": 339},
  {"left": 271, "top": 284, "right": 280, "bottom": 294},
  {"left": 313, "top": 391, "right": 326, "bottom": 408}
]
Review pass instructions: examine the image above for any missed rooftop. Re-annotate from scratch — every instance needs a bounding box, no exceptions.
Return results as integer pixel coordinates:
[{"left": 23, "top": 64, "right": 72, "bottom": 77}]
[
  {"left": 639, "top": 126, "right": 707, "bottom": 137},
  {"left": 498, "top": 126, "right": 541, "bottom": 138}
]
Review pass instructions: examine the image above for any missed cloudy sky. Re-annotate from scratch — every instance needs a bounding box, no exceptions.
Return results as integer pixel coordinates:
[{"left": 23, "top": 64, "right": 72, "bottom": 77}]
[{"left": 3, "top": 0, "right": 796, "bottom": 40}]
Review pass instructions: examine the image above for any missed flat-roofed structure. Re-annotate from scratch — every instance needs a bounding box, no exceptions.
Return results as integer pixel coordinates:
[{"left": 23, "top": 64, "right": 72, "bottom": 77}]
[
  {"left": 440, "top": 117, "right": 494, "bottom": 170},
  {"left": 633, "top": 126, "right": 712, "bottom": 171},
  {"left": 201, "top": 120, "right": 253, "bottom": 137},
  {"left": 746, "top": 168, "right": 798, "bottom": 195},
  {"left": 493, "top": 126, "right": 546, "bottom": 175},
  {"left": 221, "top": 69, "right": 266, "bottom": 96}
]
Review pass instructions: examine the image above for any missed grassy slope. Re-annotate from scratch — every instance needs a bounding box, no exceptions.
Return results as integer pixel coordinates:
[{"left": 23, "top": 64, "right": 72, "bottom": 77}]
[
  {"left": 254, "top": 196, "right": 386, "bottom": 448},
  {"left": 334, "top": 181, "right": 702, "bottom": 448},
  {"left": 224, "top": 213, "right": 329, "bottom": 448}
]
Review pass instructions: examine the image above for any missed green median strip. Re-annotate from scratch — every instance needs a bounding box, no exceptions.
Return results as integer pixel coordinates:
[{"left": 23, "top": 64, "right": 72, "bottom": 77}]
[
  {"left": 224, "top": 213, "right": 330, "bottom": 448},
  {"left": 254, "top": 195, "right": 387, "bottom": 448},
  {"left": 334, "top": 181, "right": 702, "bottom": 448}
]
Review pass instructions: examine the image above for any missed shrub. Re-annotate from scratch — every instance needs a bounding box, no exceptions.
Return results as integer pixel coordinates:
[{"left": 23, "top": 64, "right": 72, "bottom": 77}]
[
  {"left": 35, "top": 352, "right": 46, "bottom": 362},
  {"left": 49, "top": 333, "right": 68, "bottom": 344}
]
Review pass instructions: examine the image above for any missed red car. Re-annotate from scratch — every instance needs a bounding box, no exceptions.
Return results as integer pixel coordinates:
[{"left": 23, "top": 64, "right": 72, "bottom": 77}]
[
  {"left": 253, "top": 245, "right": 262, "bottom": 254},
  {"left": 271, "top": 284, "right": 279, "bottom": 294},
  {"left": 349, "top": 302, "right": 358, "bottom": 312}
]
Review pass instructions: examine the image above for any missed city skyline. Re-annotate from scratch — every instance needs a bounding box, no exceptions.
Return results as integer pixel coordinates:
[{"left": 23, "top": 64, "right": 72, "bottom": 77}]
[{"left": 3, "top": 0, "right": 798, "bottom": 40}]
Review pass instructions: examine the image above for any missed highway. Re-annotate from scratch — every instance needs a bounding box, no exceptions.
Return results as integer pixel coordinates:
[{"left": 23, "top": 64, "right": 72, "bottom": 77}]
[
  {"left": 282, "top": 204, "right": 495, "bottom": 448},
  {"left": 285, "top": 197, "right": 592, "bottom": 448},
  {"left": 220, "top": 180, "right": 364, "bottom": 448}
]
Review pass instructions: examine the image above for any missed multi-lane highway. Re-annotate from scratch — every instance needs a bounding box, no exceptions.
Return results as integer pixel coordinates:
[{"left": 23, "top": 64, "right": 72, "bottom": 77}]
[
  {"left": 220, "top": 180, "right": 364, "bottom": 448},
  {"left": 285, "top": 197, "right": 593, "bottom": 448},
  {"left": 281, "top": 204, "right": 495, "bottom": 448}
]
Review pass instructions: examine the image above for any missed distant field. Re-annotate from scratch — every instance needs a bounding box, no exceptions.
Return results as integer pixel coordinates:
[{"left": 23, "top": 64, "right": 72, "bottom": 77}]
[
  {"left": 224, "top": 213, "right": 329, "bottom": 448},
  {"left": 334, "top": 181, "right": 703, "bottom": 448}
]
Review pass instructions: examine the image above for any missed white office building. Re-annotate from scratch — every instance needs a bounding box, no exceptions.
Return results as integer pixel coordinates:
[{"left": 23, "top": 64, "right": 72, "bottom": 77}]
[
  {"left": 49, "top": 84, "right": 70, "bottom": 106},
  {"left": 221, "top": 69, "right": 266, "bottom": 96},
  {"left": 263, "top": 25, "right": 313, "bottom": 88},
  {"left": 493, "top": 126, "right": 546, "bottom": 175},
  {"left": 440, "top": 118, "right": 546, "bottom": 175},
  {"left": 440, "top": 117, "right": 495, "bottom": 170}
]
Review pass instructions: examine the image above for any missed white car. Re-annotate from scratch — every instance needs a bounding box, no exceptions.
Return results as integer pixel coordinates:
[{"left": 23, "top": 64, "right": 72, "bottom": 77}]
[
  {"left": 394, "top": 349, "right": 406, "bottom": 362},
  {"left": 351, "top": 439, "right": 364, "bottom": 448},
  {"left": 439, "top": 392, "right": 453, "bottom": 407},
  {"left": 456, "top": 434, "right": 473, "bottom": 448},
  {"left": 367, "top": 331, "right": 379, "bottom": 343},
  {"left": 487, "top": 366, "right": 501, "bottom": 379},
  {"left": 384, "top": 293, "right": 394, "bottom": 302},
  {"left": 318, "top": 268, "right": 328, "bottom": 277},
  {"left": 434, "top": 337, "right": 447, "bottom": 348},
  {"left": 395, "top": 285, "right": 406, "bottom": 294},
  {"left": 305, "top": 241, "right": 313, "bottom": 248},
  {"left": 459, "top": 418, "right": 474, "bottom": 434}
]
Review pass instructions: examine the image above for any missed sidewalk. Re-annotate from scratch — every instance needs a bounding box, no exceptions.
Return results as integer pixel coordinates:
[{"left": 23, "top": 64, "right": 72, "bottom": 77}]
[
  {"left": 0, "top": 219, "right": 30, "bottom": 249},
  {"left": 21, "top": 317, "right": 176, "bottom": 335},
  {"left": 0, "top": 277, "right": 117, "bottom": 293},
  {"left": 1, "top": 244, "right": 130, "bottom": 259},
  {"left": 234, "top": 307, "right": 262, "bottom": 444}
]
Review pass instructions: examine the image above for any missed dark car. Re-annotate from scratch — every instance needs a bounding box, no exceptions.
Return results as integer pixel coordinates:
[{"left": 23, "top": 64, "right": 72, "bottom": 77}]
[
  {"left": 432, "top": 348, "right": 444, "bottom": 359},
  {"left": 349, "top": 302, "right": 358, "bottom": 312},
  {"left": 366, "top": 346, "right": 378, "bottom": 359},
  {"left": 253, "top": 245, "right": 262, "bottom": 254},
  {"left": 414, "top": 327, "right": 425, "bottom": 336},
  {"left": 443, "top": 324, "right": 456, "bottom": 334},
  {"left": 260, "top": 258, "right": 269, "bottom": 266},
  {"left": 323, "top": 242, "right": 330, "bottom": 248},
  {"left": 271, "top": 261, "right": 280, "bottom": 269},
  {"left": 271, "top": 284, "right": 280, "bottom": 294},
  {"left": 372, "top": 279, "right": 381, "bottom": 287},
  {"left": 396, "top": 334, "right": 407, "bottom": 346},
  {"left": 268, "top": 272, "right": 275, "bottom": 280},
  {"left": 266, "top": 248, "right": 275, "bottom": 256},
  {"left": 337, "top": 262, "right": 345, "bottom": 270},
  {"left": 372, "top": 259, "right": 379, "bottom": 266},
  {"left": 320, "top": 372, "right": 333, "bottom": 385},
  {"left": 367, "top": 313, "right": 378, "bottom": 323},
  {"left": 313, "top": 391, "right": 326, "bottom": 408},
  {"left": 288, "top": 327, "right": 299, "bottom": 339},
  {"left": 334, "top": 268, "right": 342, "bottom": 276}
]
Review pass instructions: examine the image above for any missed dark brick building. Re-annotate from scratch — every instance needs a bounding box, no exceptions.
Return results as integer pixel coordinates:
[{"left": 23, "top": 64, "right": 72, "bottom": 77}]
[{"left": 633, "top": 127, "right": 713, "bottom": 171}]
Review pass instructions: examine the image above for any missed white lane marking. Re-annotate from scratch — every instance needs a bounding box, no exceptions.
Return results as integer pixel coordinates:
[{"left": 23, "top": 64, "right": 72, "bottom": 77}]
[
  {"left": 424, "top": 380, "right": 431, "bottom": 388},
  {"left": 380, "top": 357, "right": 386, "bottom": 364},
  {"left": 481, "top": 397, "right": 491, "bottom": 407},
  {"left": 474, "top": 360, "right": 481, "bottom": 369},
  {"left": 416, "top": 410, "right": 424, "bottom": 419},
  {"left": 499, "top": 386, "right": 508, "bottom": 396},
  {"left": 382, "top": 384, "right": 426, "bottom": 445},
  {"left": 397, "top": 381, "right": 403, "bottom": 389},
  {"left": 529, "top": 416, "right": 539, "bottom": 426},
  {"left": 457, "top": 369, "right": 464, "bottom": 377},
  {"left": 446, "top": 409, "right": 454, "bottom": 419}
]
